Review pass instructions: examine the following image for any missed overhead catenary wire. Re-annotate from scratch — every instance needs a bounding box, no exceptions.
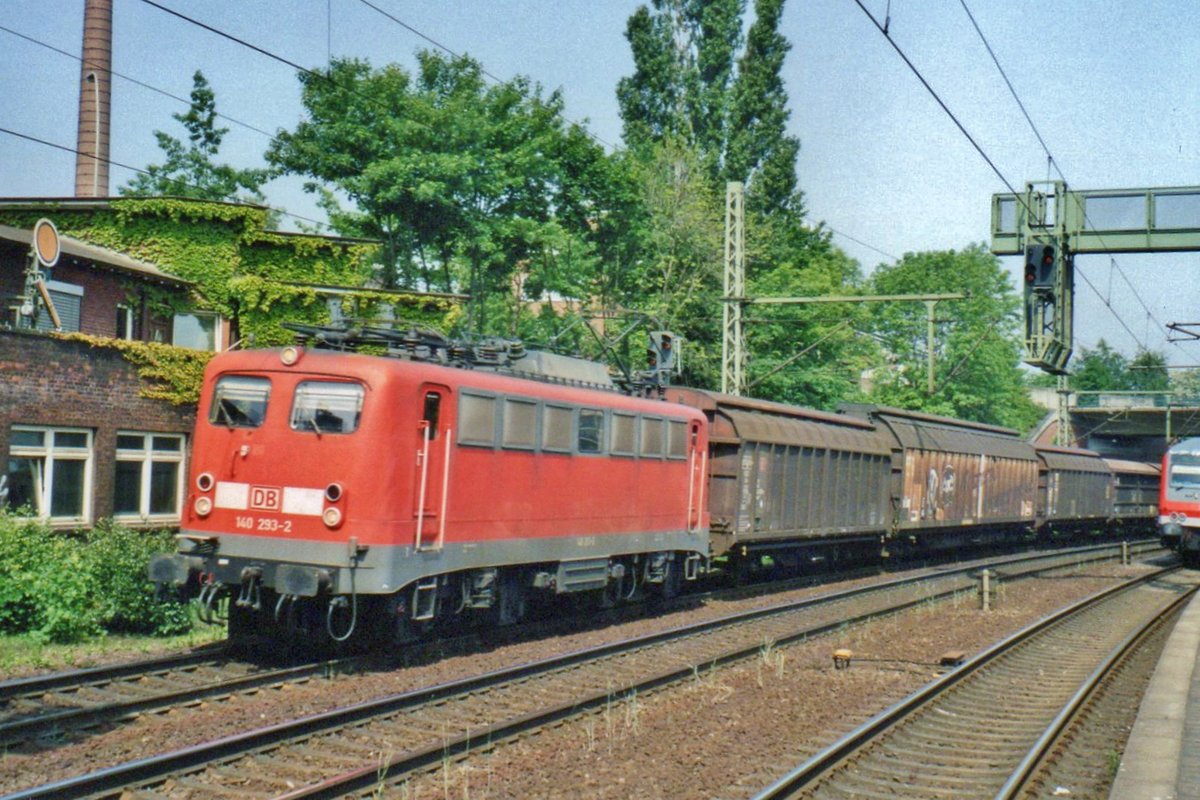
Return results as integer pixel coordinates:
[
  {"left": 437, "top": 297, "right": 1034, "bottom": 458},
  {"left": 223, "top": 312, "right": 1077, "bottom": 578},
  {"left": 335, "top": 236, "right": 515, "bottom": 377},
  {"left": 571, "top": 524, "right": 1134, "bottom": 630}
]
[
  {"left": 957, "top": 0, "right": 1180, "bottom": 357},
  {"left": 349, "top": 0, "right": 620, "bottom": 150},
  {"left": 853, "top": 0, "right": 1161, "bottom": 359},
  {"left": 0, "top": 124, "right": 333, "bottom": 231},
  {"left": 0, "top": 23, "right": 277, "bottom": 141}
]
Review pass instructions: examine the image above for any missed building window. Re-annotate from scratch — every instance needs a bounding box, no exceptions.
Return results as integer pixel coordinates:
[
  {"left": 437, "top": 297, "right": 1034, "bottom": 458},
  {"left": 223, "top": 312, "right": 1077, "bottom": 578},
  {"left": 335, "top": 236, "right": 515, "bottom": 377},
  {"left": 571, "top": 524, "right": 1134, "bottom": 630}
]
[
  {"left": 4, "top": 426, "right": 93, "bottom": 523},
  {"left": 116, "top": 305, "right": 136, "bottom": 340},
  {"left": 114, "top": 433, "right": 185, "bottom": 520},
  {"left": 172, "top": 311, "right": 221, "bottom": 351},
  {"left": 34, "top": 280, "right": 83, "bottom": 332}
]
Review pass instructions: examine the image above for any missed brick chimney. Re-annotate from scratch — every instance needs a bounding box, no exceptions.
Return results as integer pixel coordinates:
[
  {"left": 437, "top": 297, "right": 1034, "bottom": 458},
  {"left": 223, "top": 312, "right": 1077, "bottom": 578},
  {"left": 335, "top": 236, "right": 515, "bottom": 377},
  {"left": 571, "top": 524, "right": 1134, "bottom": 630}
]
[{"left": 74, "top": 0, "right": 112, "bottom": 197}]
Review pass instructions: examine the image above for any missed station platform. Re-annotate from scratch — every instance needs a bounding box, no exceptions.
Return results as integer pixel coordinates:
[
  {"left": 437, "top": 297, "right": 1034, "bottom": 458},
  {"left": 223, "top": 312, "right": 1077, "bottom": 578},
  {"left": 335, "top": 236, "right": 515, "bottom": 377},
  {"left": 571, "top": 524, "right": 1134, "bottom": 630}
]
[{"left": 1110, "top": 586, "right": 1200, "bottom": 799}]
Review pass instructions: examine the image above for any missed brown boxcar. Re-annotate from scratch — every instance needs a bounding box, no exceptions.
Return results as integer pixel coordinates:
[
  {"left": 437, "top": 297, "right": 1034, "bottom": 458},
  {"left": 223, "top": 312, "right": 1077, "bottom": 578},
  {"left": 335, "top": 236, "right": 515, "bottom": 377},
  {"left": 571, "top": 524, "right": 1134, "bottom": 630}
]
[
  {"left": 838, "top": 404, "right": 1038, "bottom": 540},
  {"left": 1035, "top": 446, "right": 1112, "bottom": 529},
  {"left": 1106, "top": 458, "right": 1160, "bottom": 528},
  {"left": 666, "top": 389, "right": 893, "bottom": 558}
]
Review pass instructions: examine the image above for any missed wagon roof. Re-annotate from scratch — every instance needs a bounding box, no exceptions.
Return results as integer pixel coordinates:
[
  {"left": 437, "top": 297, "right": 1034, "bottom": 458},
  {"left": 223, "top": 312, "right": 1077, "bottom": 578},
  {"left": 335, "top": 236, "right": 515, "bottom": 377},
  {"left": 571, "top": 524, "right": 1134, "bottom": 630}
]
[
  {"left": 1036, "top": 446, "right": 1109, "bottom": 474},
  {"left": 838, "top": 404, "right": 1036, "bottom": 461},
  {"left": 665, "top": 388, "right": 877, "bottom": 431},
  {"left": 719, "top": 406, "right": 892, "bottom": 454},
  {"left": 1103, "top": 458, "right": 1162, "bottom": 476}
]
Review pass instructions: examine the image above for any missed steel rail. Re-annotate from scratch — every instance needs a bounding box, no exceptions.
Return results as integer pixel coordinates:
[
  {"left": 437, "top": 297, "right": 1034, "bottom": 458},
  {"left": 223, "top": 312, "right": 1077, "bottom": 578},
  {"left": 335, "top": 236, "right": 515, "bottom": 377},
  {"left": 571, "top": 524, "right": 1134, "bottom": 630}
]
[
  {"left": 993, "top": 581, "right": 1195, "bottom": 799},
  {"left": 751, "top": 564, "right": 1187, "bottom": 799},
  {"left": 0, "top": 645, "right": 228, "bottom": 701},
  {"left": 0, "top": 657, "right": 356, "bottom": 747},
  {"left": 0, "top": 541, "right": 1155, "bottom": 755},
  {"left": 5, "top": 541, "right": 1155, "bottom": 800}
]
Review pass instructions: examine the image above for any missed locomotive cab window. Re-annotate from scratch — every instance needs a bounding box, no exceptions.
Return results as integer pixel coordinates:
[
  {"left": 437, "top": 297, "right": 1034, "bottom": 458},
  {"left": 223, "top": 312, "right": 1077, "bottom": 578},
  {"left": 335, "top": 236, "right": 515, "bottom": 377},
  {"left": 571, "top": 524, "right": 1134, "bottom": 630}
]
[
  {"left": 290, "top": 381, "right": 364, "bottom": 434},
  {"left": 577, "top": 409, "right": 605, "bottom": 454},
  {"left": 209, "top": 376, "right": 270, "bottom": 428}
]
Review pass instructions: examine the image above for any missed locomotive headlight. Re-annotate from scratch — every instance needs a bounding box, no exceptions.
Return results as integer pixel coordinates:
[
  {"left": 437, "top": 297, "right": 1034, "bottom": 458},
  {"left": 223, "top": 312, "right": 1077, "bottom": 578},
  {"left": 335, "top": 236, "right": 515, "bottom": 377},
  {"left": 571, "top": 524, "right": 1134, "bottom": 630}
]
[
  {"left": 322, "top": 506, "right": 343, "bottom": 528},
  {"left": 194, "top": 496, "right": 213, "bottom": 517},
  {"left": 280, "top": 345, "right": 302, "bottom": 366},
  {"left": 325, "top": 482, "right": 344, "bottom": 503},
  {"left": 196, "top": 472, "right": 215, "bottom": 492}
]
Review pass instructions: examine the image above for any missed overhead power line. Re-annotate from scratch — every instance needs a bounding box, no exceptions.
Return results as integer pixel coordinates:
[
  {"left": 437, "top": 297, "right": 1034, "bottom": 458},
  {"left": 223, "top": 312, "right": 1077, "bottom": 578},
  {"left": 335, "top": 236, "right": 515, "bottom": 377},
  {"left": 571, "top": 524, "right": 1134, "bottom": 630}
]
[
  {"left": 957, "top": 0, "right": 1179, "bottom": 356},
  {"left": 852, "top": 0, "right": 1160, "bottom": 358},
  {"left": 0, "top": 125, "right": 331, "bottom": 232},
  {"left": 347, "top": 0, "right": 618, "bottom": 151},
  {"left": 848, "top": 0, "right": 1020, "bottom": 198},
  {"left": 0, "top": 23, "right": 276, "bottom": 141}
]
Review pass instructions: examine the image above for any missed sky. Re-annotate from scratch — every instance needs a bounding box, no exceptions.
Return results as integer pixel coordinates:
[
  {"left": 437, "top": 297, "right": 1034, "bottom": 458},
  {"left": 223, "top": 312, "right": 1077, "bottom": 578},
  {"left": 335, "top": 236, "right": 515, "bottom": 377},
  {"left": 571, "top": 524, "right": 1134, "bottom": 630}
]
[{"left": 2, "top": 0, "right": 1198, "bottom": 367}]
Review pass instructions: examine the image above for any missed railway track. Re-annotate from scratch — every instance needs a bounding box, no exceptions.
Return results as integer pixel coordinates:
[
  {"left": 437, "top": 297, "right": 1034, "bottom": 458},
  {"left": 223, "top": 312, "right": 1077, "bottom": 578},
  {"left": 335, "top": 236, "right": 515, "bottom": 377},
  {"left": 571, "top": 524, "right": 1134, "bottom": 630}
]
[
  {"left": 6, "top": 541, "right": 1158, "bottom": 799},
  {"left": 753, "top": 566, "right": 1195, "bottom": 800},
  {"left": 0, "top": 647, "right": 366, "bottom": 750},
  {"left": 0, "top": 540, "right": 1153, "bottom": 755}
]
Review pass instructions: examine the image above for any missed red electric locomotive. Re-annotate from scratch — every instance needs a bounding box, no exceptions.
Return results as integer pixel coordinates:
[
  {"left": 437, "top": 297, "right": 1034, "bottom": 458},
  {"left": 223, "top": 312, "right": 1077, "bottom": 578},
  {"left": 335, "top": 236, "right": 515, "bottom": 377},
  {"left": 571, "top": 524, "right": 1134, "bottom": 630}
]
[{"left": 151, "top": 335, "right": 709, "bottom": 644}]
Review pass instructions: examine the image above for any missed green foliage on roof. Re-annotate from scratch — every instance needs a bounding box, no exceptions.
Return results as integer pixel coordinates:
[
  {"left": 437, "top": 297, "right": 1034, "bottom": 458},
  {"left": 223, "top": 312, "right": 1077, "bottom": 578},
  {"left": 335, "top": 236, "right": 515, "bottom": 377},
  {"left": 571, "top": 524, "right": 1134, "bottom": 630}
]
[{"left": 0, "top": 197, "right": 460, "bottom": 345}]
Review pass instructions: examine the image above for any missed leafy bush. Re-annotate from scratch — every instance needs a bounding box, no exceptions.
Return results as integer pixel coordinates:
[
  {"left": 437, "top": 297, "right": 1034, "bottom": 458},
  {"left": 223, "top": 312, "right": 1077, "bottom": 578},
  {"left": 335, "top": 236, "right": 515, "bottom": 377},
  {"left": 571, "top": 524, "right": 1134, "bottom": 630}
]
[
  {"left": 83, "top": 522, "right": 192, "bottom": 636},
  {"left": 0, "top": 514, "right": 191, "bottom": 643}
]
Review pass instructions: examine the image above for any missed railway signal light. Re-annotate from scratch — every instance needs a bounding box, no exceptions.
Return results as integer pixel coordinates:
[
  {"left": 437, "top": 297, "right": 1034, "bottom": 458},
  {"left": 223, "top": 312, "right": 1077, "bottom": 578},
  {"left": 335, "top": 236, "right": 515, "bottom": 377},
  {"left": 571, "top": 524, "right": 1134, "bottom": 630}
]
[
  {"left": 1024, "top": 244, "right": 1057, "bottom": 288},
  {"left": 648, "top": 331, "right": 677, "bottom": 373}
]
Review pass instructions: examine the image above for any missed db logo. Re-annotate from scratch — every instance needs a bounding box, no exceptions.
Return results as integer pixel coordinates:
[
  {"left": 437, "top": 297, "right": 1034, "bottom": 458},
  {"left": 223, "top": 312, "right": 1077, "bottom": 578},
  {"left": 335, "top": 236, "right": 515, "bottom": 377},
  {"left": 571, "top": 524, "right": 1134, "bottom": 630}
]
[{"left": 250, "top": 485, "right": 282, "bottom": 511}]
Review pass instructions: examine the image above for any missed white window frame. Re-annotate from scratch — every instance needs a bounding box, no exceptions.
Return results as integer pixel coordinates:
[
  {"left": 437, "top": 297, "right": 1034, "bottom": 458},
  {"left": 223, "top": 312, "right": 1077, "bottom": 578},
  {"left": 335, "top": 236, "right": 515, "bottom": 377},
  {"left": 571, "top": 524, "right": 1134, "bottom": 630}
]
[
  {"left": 6, "top": 425, "right": 94, "bottom": 525},
  {"left": 113, "top": 432, "right": 186, "bottom": 523},
  {"left": 172, "top": 311, "right": 223, "bottom": 352},
  {"left": 116, "top": 304, "right": 135, "bottom": 340}
]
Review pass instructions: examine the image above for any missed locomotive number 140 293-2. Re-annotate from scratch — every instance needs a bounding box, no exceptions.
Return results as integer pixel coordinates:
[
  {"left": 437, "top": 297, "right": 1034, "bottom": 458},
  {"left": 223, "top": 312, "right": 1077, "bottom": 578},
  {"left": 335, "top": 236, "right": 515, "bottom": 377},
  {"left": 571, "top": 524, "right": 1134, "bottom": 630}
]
[{"left": 234, "top": 516, "right": 293, "bottom": 533}]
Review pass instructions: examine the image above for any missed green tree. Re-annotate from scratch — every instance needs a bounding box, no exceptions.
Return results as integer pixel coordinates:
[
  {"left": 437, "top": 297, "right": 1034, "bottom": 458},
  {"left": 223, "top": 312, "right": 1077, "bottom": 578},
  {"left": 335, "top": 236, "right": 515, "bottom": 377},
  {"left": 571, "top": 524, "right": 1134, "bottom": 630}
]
[
  {"left": 267, "top": 53, "right": 614, "bottom": 335},
  {"left": 1172, "top": 368, "right": 1200, "bottom": 403},
  {"left": 866, "top": 245, "right": 1043, "bottom": 430},
  {"left": 1070, "top": 340, "right": 1129, "bottom": 392},
  {"left": 1071, "top": 342, "right": 1169, "bottom": 393},
  {"left": 122, "top": 71, "right": 268, "bottom": 203},
  {"left": 617, "top": 0, "right": 801, "bottom": 215}
]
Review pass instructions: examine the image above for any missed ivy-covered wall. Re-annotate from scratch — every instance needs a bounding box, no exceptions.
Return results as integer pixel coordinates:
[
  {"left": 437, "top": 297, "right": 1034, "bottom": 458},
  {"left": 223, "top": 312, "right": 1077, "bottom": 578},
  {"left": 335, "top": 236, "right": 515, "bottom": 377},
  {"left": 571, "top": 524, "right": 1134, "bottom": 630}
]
[{"left": 0, "top": 198, "right": 461, "bottom": 345}]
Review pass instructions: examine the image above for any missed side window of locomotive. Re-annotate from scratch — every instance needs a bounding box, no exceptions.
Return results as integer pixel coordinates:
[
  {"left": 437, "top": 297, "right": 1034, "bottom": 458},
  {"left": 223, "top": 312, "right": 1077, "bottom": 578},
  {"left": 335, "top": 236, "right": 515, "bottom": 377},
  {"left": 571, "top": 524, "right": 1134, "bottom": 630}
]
[
  {"left": 290, "top": 381, "right": 364, "bottom": 434},
  {"left": 639, "top": 417, "right": 664, "bottom": 458},
  {"left": 611, "top": 413, "right": 636, "bottom": 456},
  {"left": 577, "top": 409, "right": 605, "bottom": 454},
  {"left": 502, "top": 398, "right": 538, "bottom": 450},
  {"left": 667, "top": 420, "right": 688, "bottom": 459},
  {"left": 542, "top": 404, "right": 573, "bottom": 453},
  {"left": 459, "top": 392, "right": 498, "bottom": 447},
  {"left": 209, "top": 376, "right": 270, "bottom": 428},
  {"left": 422, "top": 392, "right": 441, "bottom": 440}
]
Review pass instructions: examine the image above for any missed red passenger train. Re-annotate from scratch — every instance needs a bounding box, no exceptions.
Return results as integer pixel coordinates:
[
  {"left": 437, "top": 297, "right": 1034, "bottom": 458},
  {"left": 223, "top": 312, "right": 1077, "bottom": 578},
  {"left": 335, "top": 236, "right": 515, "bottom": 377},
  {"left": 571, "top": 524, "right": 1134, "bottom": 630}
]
[{"left": 151, "top": 329, "right": 1159, "bottom": 645}]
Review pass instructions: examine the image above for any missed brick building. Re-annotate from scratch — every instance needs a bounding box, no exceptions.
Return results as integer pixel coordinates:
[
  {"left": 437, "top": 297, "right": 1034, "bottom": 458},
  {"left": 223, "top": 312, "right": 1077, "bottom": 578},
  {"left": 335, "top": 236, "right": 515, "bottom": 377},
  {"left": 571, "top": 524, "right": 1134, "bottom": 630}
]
[{"left": 1, "top": 222, "right": 201, "bottom": 528}]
